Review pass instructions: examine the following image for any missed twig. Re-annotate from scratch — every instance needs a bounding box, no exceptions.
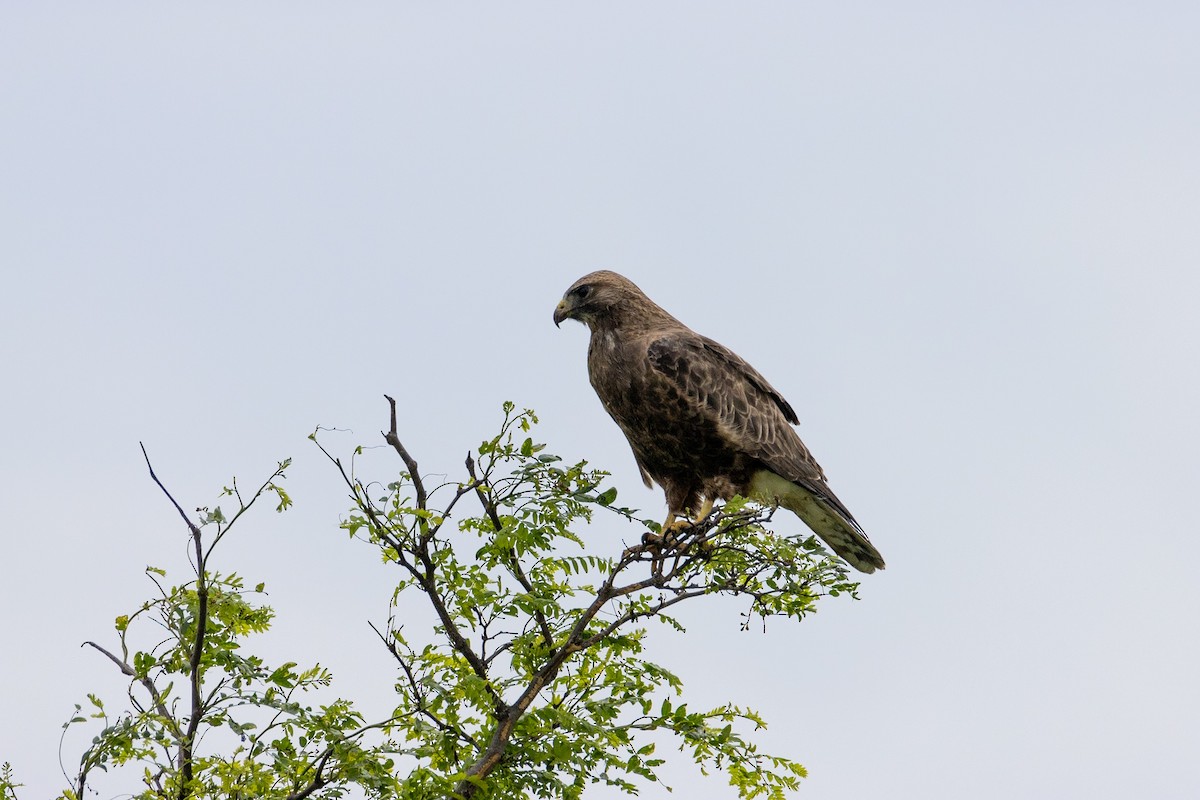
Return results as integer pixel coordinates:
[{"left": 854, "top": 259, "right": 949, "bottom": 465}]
[
  {"left": 140, "top": 443, "right": 202, "bottom": 538},
  {"left": 369, "top": 622, "right": 479, "bottom": 751},
  {"left": 205, "top": 462, "right": 289, "bottom": 561},
  {"left": 466, "top": 454, "right": 555, "bottom": 650},
  {"left": 284, "top": 716, "right": 405, "bottom": 800},
  {"left": 411, "top": 544, "right": 504, "bottom": 713}
]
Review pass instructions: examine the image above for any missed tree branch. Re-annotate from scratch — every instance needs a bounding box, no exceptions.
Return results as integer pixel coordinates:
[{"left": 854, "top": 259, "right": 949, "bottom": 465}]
[
  {"left": 382, "top": 394, "right": 427, "bottom": 513},
  {"left": 138, "top": 444, "right": 206, "bottom": 799},
  {"left": 284, "top": 716, "right": 405, "bottom": 800},
  {"left": 454, "top": 549, "right": 665, "bottom": 796},
  {"left": 411, "top": 544, "right": 504, "bottom": 713},
  {"left": 82, "top": 641, "right": 183, "bottom": 741},
  {"left": 140, "top": 443, "right": 203, "bottom": 539},
  {"left": 450, "top": 513, "right": 768, "bottom": 796},
  {"left": 466, "top": 453, "right": 555, "bottom": 650},
  {"left": 369, "top": 621, "right": 478, "bottom": 750},
  {"left": 204, "top": 462, "right": 290, "bottom": 561}
]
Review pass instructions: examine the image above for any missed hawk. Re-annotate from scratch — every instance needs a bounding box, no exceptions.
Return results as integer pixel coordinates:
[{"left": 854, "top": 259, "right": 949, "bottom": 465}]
[{"left": 553, "top": 270, "right": 885, "bottom": 573}]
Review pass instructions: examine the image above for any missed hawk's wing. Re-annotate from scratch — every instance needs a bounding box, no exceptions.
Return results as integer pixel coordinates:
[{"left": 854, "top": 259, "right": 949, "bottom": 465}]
[{"left": 646, "top": 331, "right": 859, "bottom": 521}]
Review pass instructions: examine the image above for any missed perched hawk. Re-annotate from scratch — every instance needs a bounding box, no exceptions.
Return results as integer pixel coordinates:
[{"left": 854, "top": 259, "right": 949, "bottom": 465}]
[{"left": 553, "top": 270, "right": 885, "bottom": 574}]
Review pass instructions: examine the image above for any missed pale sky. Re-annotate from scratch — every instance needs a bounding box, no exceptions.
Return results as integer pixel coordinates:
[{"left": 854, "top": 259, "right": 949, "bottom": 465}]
[{"left": 2, "top": 3, "right": 1199, "bottom": 798}]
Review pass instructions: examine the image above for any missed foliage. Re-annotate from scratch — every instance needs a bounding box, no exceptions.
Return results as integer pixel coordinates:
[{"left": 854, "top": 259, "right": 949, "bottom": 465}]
[
  {"left": 6, "top": 400, "right": 862, "bottom": 800},
  {"left": 314, "top": 398, "right": 859, "bottom": 798},
  {"left": 43, "top": 456, "right": 400, "bottom": 800},
  {"left": 0, "top": 764, "right": 20, "bottom": 800}
]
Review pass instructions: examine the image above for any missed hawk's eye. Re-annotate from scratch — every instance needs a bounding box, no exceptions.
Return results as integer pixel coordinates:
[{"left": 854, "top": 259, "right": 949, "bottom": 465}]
[{"left": 573, "top": 284, "right": 592, "bottom": 300}]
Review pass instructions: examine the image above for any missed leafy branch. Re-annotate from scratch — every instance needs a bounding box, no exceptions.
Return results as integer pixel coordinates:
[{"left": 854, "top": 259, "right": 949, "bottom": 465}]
[
  {"left": 26, "top": 398, "right": 863, "bottom": 800},
  {"left": 57, "top": 452, "right": 399, "bottom": 800},
  {"left": 315, "top": 398, "right": 860, "bottom": 799}
]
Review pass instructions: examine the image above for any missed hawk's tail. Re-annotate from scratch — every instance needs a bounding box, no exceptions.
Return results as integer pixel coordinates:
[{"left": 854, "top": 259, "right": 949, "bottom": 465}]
[{"left": 750, "top": 470, "right": 886, "bottom": 574}]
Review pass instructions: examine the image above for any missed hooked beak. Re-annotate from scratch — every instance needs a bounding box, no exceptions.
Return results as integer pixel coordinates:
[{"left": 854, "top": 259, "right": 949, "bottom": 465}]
[{"left": 553, "top": 298, "right": 572, "bottom": 328}]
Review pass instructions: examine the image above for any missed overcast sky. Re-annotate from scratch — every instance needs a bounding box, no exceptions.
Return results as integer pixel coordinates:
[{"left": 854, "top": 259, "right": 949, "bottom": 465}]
[{"left": 2, "top": 3, "right": 1198, "bottom": 798}]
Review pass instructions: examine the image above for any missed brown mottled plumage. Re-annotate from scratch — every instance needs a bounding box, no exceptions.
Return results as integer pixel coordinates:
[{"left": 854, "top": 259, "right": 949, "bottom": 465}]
[{"left": 553, "top": 270, "right": 885, "bottom": 573}]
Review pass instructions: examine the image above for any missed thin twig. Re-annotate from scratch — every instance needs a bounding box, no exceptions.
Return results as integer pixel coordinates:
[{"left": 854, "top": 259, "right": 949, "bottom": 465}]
[
  {"left": 284, "top": 716, "right": 406, "bottom": 800},
  {"left": 466, "top": 454, "right": 555, "bottom": 650},
  {"left": 205, "top": 463, "right": 289, "bottom": 561},
  {"left": 140, "top": 443, "right": 201, "bottom": 537},
  {"left": 410, "top": 544, "right": 504, "bottom": 713},
  {"left": 369, "top": 622, "right": 479, "bottom": 750}
]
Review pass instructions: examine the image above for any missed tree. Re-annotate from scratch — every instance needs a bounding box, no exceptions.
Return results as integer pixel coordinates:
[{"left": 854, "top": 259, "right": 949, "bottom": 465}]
[{"left": 2, "top": 399, "right": 863, "bottom": 800}]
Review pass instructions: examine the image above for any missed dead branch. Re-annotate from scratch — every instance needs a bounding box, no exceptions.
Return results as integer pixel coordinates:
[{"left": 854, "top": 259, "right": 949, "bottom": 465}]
[{"left": 383, "top": 395, "right": 427, "bottom": 512}]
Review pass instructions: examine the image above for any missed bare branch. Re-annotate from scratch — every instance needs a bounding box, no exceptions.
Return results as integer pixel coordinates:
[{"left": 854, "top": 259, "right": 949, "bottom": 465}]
[
  {"left": 351, "top": 405, "right": 504, "bottom": 716},
  {"left": 82, "top": 641, "right": 183, "bottom": 740},
  {"left": 383, "top": 394, "right": 428, "bottom": 512},
  {"left": 139, "top": 443, "right": 201, "bottom": 537},
  {"left": 465, "top": 453, "right": 504, "bottom": 532}
]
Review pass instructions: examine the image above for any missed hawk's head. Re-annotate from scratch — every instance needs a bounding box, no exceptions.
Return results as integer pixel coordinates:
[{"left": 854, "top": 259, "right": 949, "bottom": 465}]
[{"left": 553, "top": 270, "right": 652, "bottom": 330}]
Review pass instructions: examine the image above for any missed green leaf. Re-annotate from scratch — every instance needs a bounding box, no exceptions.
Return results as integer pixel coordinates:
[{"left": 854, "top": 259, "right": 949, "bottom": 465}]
[{"left": 132, "top": 651, "right": 154, "bottom": 677}]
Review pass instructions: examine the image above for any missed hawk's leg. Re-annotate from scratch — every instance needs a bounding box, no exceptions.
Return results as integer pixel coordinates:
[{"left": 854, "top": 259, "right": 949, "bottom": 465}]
[
  {"left": 662, "top": 498, "right": 713, "bottom": 531},
  {"left": 663, "top": 497, "right": 714, "bottom": 530},
  {"left": 652, "top": 498, "right": 715, "bottom": 549}
]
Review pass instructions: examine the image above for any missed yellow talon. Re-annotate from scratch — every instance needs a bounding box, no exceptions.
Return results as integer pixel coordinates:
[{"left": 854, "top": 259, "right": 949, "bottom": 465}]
[
  {"left": 662, "top": 498, "right": 714, "bottom": 533},
  {"left": 661, "top": 516, "right": 690, "bottom": 535}
]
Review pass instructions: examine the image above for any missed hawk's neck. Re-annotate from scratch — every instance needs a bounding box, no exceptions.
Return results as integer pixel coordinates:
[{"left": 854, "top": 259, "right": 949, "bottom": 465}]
[{"left": 591, "top": 303, "right": 680, "bottom": 337}]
